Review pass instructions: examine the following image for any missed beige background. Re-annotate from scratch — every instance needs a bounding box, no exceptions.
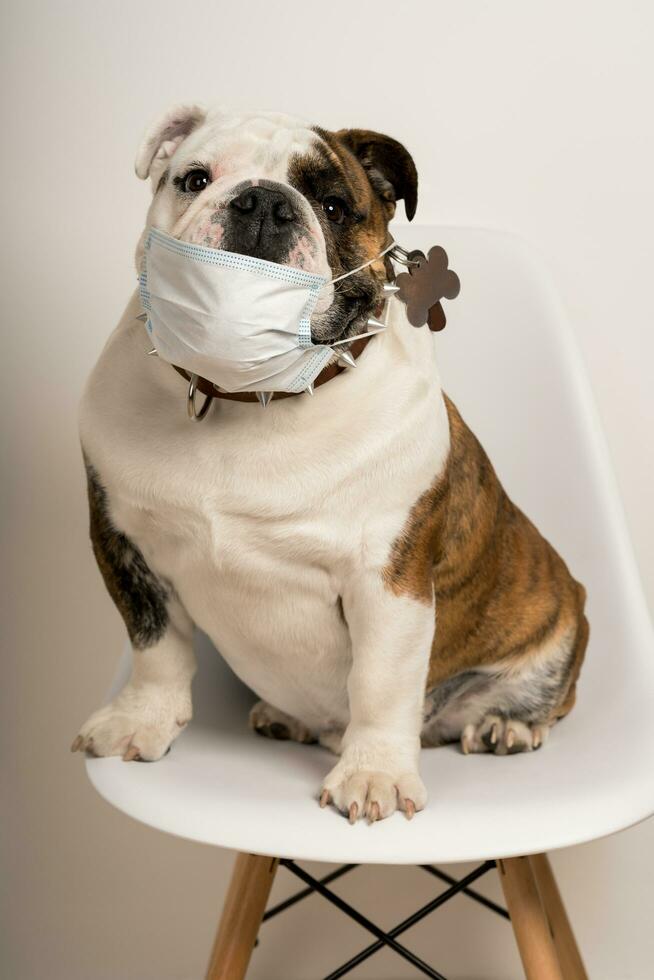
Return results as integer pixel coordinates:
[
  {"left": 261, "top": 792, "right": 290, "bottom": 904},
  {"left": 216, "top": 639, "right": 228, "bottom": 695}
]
[{"left": 3, "top": 1, "right": 654, "bottom": 977}]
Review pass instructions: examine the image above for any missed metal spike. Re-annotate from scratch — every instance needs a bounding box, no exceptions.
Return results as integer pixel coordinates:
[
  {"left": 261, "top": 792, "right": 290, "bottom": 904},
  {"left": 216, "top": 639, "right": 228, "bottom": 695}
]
[
  {"left": 135, "top": 313, "right": 148, "bottom": 322},
  {"left": 147, "top": 347, "right": 158, "bottom": 356},
  {"left": 305, "top": 383, "right": 314, "bottom": 396},
  {"left": 366, "top": 317, "right": 386, "bottom": 330},
  {"left": 256, "top": 391, "right": 273, "bottom": 408},
  {"left": 336, "top": 349, "right": 357, "bottom": 369},
  {"left": 383, "top": 283, "right": 400, "bottom": 293}
]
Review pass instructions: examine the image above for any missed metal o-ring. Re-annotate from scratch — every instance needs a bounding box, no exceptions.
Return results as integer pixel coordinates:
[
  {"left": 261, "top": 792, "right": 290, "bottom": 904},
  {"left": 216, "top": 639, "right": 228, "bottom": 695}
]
[
  {"left": 187, "top": 374, "right": 213, "bottom": 421},
  {"left": 389, "top": 245, "right": 422, "bottom": 268}
]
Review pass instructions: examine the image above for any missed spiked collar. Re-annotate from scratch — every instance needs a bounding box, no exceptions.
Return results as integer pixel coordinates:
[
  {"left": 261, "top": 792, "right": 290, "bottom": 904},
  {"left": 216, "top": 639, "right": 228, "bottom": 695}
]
[
  {"left": 179, "top": 326, "right": 377, "bottom": 400},
  {"left": 173, "top": 296, "right": 393, "bottom": 419}
]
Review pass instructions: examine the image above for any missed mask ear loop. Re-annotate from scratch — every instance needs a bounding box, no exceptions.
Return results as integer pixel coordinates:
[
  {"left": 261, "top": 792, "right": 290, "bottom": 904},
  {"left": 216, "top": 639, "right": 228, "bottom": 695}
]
[
  {"left": 328, "top": 240, "right": 398, "bottom": 286},
  {"left": 327, "top": 240, "right": 413, "bottom": 347}
]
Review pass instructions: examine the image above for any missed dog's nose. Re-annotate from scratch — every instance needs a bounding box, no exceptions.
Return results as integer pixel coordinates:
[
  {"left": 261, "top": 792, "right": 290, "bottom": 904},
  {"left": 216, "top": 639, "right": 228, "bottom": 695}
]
[
  {"left": 224, "top": 185, "right": 299, "bottom": 262},
  {"left": 229, "top": 187, "right": 297, "bottom": 228}
]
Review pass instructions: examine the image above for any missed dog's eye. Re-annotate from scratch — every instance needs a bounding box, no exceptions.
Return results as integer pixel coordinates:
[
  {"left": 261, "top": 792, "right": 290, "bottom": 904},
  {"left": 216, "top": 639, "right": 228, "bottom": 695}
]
[
  {"left": 323, "top": 196, "right": 348, "bottom": 224},
  {"left": 183, "top": 170, "right": 210, "bottom": 194}
]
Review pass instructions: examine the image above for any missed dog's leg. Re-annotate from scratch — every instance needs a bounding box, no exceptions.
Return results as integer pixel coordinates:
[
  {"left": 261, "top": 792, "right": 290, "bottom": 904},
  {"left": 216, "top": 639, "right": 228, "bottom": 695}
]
[
  {"left": 422, "top": 618, "right": 588, "bottom": 755},
  {"left": 320, "top": 578, "right": 434, "bottom": 822},
  {"left": 72, "top": 461, "right": 196, "bottom": 761}
]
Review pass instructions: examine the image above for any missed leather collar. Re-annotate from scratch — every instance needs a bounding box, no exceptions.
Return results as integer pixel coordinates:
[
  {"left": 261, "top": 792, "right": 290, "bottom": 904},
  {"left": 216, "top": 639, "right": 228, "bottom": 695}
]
[
  {"left": 169, "top": 296, "right": 446, "bottom": 409},
  {"left": 172, "top": 331, "right": 376, "bottom": 404},
  {"left": 172, "top": 292, "right": 388, "bottom": 406}
]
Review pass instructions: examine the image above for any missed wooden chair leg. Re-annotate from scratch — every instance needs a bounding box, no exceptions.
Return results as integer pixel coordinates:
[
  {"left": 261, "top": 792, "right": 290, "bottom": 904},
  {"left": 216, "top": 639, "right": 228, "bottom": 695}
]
[
  {"left": 498, "top": 856, "right": 563, "bottom": 980},
  {"left": 529, "top": 854, "right": 588, "bottom": 980},
  {"left": 205, "top": 852, "right": 279, "bottom": 980}
]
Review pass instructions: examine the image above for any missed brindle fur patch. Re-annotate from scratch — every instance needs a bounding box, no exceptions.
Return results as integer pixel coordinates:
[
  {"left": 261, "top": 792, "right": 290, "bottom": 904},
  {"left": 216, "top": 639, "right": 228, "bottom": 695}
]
[
  {"left": 384, "top": 396, "right": 589, "bottom": 720},
  {"left": 85, "top": 458, "right": 169, "bottom": 649},
  {"left": 287, "top": 127, "right": 417, "bottom": 344}
]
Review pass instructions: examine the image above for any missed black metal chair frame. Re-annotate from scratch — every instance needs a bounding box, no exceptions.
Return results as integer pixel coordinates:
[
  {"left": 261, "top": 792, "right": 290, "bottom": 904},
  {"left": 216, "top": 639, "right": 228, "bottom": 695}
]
[{"left": 258, "top": 858, "right": 509, "bottom": 980}]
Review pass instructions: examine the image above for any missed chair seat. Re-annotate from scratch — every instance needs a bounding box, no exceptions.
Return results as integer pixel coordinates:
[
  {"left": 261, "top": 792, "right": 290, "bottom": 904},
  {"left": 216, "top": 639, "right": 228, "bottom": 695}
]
[{"left": 86, "top": 226, "right": 654, "bottom": 865}]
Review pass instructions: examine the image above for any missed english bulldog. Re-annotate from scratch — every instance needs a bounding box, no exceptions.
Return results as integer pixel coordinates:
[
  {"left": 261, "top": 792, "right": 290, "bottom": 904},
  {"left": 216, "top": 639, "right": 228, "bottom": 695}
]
[{"left": 72, "top": 105, "right": 588, "bottom": 823}]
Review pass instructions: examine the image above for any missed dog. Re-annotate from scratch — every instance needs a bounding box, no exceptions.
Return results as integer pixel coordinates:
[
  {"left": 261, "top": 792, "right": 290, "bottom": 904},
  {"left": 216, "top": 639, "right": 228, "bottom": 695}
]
[{"left": 73, "top": 105, "right": 588, "bottom": 823}]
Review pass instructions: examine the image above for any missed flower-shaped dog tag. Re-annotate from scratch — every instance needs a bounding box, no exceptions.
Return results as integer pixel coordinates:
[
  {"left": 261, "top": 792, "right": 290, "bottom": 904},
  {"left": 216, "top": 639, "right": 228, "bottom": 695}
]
[{"left": 395, "top": 246, "right": 460, "bottom": 330}]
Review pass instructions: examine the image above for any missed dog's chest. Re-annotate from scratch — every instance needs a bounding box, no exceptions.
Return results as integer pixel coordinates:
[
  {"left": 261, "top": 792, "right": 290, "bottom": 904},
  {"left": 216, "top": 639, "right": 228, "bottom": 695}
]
[
  {"left": 111, "top": 410, "right": 432, "bottom": 725},
  {"left": 81, "top": 299, "right": 448, "bottom": 727}
]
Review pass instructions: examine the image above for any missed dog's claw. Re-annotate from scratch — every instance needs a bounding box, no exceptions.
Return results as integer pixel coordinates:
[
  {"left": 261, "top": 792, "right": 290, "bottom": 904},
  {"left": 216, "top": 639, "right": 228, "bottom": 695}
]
[
  {"left": 368, "top": 801, "right": 380, "bottom": 823},
  {"left": 70, "top": 735, "right": 83, "bottom": 753},
  {"left": 122, "top": 744, "right": 141, "bottom": 762},
  {"left": 348, "top": 802, "right": 358, "bottom": 824},
  {"left": 319, "top": 790, "right": 331, "bottom": 808},
  {"left": 404, "top": 799, "right": 416, "bottom": 820},
  {"left": 506, "top": 728, "right": 515, "bottom": 749},
  {"left": 461, "top": 723, "right": 474, "bottom": 754},
  {"left": 490, "top": 723, "right": 499, "bottom": 745}
]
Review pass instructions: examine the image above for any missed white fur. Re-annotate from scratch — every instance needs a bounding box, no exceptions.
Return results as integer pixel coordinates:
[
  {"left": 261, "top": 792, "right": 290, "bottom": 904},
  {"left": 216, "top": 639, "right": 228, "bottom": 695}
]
[{"left": 79, "top": 291, "right": 449, "bottom": 812}]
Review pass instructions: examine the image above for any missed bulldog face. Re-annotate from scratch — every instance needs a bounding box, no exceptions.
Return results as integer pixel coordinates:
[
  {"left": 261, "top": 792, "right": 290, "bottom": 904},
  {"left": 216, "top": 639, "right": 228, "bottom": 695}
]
[{"left": 135, "top": 105, "right": 417, "bottom": 343}]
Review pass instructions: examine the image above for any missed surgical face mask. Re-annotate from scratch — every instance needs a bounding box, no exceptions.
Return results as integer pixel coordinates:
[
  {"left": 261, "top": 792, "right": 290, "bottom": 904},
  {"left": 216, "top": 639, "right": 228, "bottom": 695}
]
[{"left": 139, "top": 227, "right": 394, "bottom": 395}]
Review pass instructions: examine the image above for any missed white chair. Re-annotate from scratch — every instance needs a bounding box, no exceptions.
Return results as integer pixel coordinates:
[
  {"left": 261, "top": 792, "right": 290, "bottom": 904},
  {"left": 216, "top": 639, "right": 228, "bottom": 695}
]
[{"left": 86, "top": 227, "right": 654, "bottom": 980}]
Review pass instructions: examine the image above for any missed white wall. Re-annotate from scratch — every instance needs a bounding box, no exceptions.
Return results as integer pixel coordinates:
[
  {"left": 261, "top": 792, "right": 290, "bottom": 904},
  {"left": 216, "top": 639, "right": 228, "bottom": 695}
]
[{"left": 3, "top": 1, "right": 653, "bottom": 977}]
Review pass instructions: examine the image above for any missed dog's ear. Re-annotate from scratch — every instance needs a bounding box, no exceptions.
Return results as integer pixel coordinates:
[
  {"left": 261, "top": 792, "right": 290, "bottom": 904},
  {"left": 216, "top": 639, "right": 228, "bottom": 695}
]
[
  {"left": 336, "top": 129, "right": 418, "bottom": 221},
  {"left": 135, "top": 103, "right": 207, "bottom": 181}
]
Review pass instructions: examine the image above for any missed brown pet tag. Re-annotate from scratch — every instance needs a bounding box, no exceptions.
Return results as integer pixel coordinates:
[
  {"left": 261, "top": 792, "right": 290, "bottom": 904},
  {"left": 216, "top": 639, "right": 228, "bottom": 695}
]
[{"left": 395, "top": 245, "right": 461, "bottom": 330}]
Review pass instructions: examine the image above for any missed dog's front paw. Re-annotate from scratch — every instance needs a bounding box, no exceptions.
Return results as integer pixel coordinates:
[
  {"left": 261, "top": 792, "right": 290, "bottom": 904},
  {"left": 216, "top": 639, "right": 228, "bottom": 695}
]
[
  {"left": 71, "top": 685, "right": 191, "bottom": 762},
  {"left": 319, "top": 743, "right": 426, "bottom": 823}
]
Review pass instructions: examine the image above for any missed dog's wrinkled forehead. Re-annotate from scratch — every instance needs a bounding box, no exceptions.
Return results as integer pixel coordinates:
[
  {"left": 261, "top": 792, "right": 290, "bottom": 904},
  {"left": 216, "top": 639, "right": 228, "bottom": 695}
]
[
  {"left": 137, "top": 104, "right": 418, "bottom": 282},
  {"left": 179, "top": 109, "right": 319, "bottom": 182}
]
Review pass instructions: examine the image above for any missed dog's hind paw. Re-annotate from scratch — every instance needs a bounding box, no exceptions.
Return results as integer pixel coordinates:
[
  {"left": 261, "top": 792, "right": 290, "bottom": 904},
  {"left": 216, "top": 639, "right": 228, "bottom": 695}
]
[
  {"left": 249, "top": 700, "right": 315, "bottom": 744},
  {"left": 460, "top": 715, "right": 549, "bottom": 756}
]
